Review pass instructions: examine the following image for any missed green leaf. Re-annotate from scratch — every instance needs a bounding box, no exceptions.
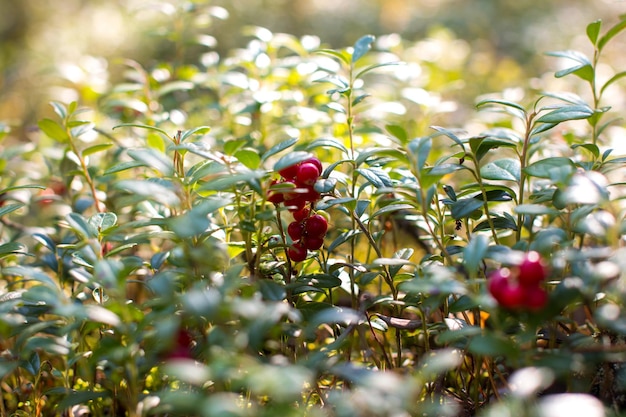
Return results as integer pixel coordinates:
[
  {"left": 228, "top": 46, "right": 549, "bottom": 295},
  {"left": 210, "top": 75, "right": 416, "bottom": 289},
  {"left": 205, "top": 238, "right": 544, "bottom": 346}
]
[
  {"left": 273, "top": 151, "right": 313, "bottom": 172},
  {"left": 480, "top": 158, "right": 520, "bottom": 182},
  {"left": 587, "top": 19, "right": 602, "bottom": 45},
  {"left": 555, "top": 64, "right": 594, "bottom": 82},
  {"left": 199, "top": 170, "right": 263, "bottom": 192},
  {"left": 356, "top": 167, "right": 392, "bottom": 188},
  {"left": 168, "top": 198, "right": 230, "bottom": 238},
  {"left": 371, "top": 203, "right": 414, "bottom": 219},
  {"left": 598, "top": 17, "right": 626, "bottom": 51},
  {"left": 385, "top": 124, "right": 408, "bottom": 142},
  {"left": 355, "top": 61, "right": 400, "bottom": 80},
  {"left": 399, "top": 266, "right": 467, "bottom": 296},
  {"left": 541, "top": 91, "right": 588, "bottom": 106},
  {"left": 450, "top": 198, "right": 483, "bottom": 220},
  {"left": 83, "top": 143, "right": 113, "bottom": 157},
  {"left": 463, "top": 235, "right": 489, "bottom": 278},
  {"left": 0, "top": 242, "right": 28, "bottom": 258},
  {"left": 472, "top": 216, "right": 517, "bottom": 232},
  {"left": 536, "top": 105, "right": 593, "bottom": 124},
  {"left": 352, "top": 35, "right": 375, "bottom": 63},
  {"left": 546, "top": 50, "right": 594, "bottom": 81},
  {"left": 113, "top": 123, "right": 172, "bottom": 140},
  {"left": 262, "top": 137, "right": 298, "bottom": 162},
  {"left": 408, "top": 136, "right": 431, "bottom": 171},
  {"left": 88, "top": 212, "right": 117, "bottom": 233},
  {"left": 293, "top": 274, "right": 342, "bottom": 289},
  {"left": 307, "top": 137, "right": 349, "bottom": 156},
  {"left": 156, "top": 81, "right": 195, "bottom": 97},
  {"left": 179, "top": 126, "right": 211, "bottom": 142},
  {"left": 476, "top": 98, "right": 526, "bottom": 113},
  {"left": 571, "top": 143, "right": 600, "bottom": 159},
  {"left": 66, "top": 212, "right": 98, "bottom": 240},
  {"left": 38, "top": 118, "right": 69, "bottom": 142},
  {"left": 546, "top": 50, "right": 592, "bottom": 66},
  {"left": 103, "top": 160, "right": 145, "bottom": 175},
  {"left": 328, "top": 229, "right": 361, "bottom": 252},
  {"left": 600, "top": 70, "right": 626, "bottom": 96},
  {"left": 235, "top": 149, "right": 261, "bottom": 169},
  {"left": 431, "top": 126, "right": 466, "bottom": 150},
  {"left": 50, "top": 101, "right": 68, "bottom": 120},
  {"left": 127, "top": 148, "right": 174, "bottom": 176},
  {"left": 524, "top": 157, "right": 575, "bottom": 179},
  {"left": 315, "top": 48, "right": 350, "bottom": 66},
  {"left": 468, "top": 333, "right": 518, "bottom": 357},
  {"left": 514, "top": 204, "right": 559, "bottom": 216},
  {"left": 115, "top": 179, "right": 180, "bottom": 207},
  {"left": 0, "top": 203, "right": 25, "bottom": 218}
]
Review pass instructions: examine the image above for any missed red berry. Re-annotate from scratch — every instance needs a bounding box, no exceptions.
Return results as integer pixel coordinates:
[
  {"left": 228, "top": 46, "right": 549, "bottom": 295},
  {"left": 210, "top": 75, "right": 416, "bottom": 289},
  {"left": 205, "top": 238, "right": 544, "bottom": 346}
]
[
  {"left": 524, "top": 286, "right": 548, "bottom": 310},
  {"left": 300, "top": 185, "right": 320, "bottom": 202},
  {"left": 287, "top": 221, "right": 305, "bottom": 241},
  {"left": 304, "top": 214, "right": 328, "bottom": 238},
  {"left": 488, "top": 268, "right": 524, "bottom": 309},
  {"left": 286, "top": 196, "right": 306, "bottom": 212},
  {"left": 279, "top": 164, "right": 300, "bottom": 180},
  {"left": 267, "top": 180, "right": 285, "bottom": 204},
  {"left": 296, "top": 162, "right": 321, "bottom": 185},
  {"left": 488, "top": 268, "right": 510, "bottom": 300},
  {"left": 499, "top": 283, "right": 526, "bottom": 309},
  {"left": 303, "top": 236, "right": 324, "bottom": 250},
  {"left": 303, "top": 157, "right": 322, "bottom": 175},
  {"left": 518, "top": 251, "right": 546, "bottom": 287},
  {"left": 287, "top": 242, "right": 307, "bottom": 262},
  {"left": 268, "top": 191, "right": 284, "bottom": 204},
  {"left": 292, "top": 207, "right": 310, "bottom": 222}
]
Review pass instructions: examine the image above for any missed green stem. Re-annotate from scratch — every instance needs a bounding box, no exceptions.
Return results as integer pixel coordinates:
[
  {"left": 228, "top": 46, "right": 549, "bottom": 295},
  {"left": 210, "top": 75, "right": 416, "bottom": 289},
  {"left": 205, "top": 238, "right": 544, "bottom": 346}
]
[{"left": 516, "top": 112, "right": 536, "bottom": 242}]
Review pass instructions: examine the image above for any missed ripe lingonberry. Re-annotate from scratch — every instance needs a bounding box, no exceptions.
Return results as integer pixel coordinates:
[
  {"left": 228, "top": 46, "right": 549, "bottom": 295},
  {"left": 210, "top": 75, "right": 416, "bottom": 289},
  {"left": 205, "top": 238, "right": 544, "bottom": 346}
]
[
  {"left": 287, "top": 241, "right": 307, "bottom": 262},
  {"left": 524, "top": 286, "right": 548, "bottom": 310},
  {"left": 296, "top": 162, "right": 321, "bottom": 185},
  {"left": 292, "top": 207, "right": 310, "bottom": 222},
  {"left": 518, "top": 251, "right": 546, "bottom": 287},
  {"left": 302, "top": 236, "right": 324, "bottom": 250},
  {"left": 285, "top": 195, "right": 306, "bottom": 212},
  {"left": 287, "top": 221, "right": 305, "bottom": 241},
  {"left": 488, "top": 268, "right": 524, "bottom": 309},
  {"left": 303, "top": 157, "right": 322, "bottom": 175},
  {"left": 278, "top": 164, "right": 300, "bottom": 180},
  {"left": 304, "top": 214, "right": 328, "bottom": 238}
]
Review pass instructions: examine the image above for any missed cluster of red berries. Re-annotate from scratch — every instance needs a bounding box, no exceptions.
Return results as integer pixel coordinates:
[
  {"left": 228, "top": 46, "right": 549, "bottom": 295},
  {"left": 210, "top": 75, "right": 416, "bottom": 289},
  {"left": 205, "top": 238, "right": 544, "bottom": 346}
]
[
  {"left": 488, "top": 251, "right": 548, "bottom": 311},
  {"left": 268, "top": 157, "right": 328, "bottom": 262}
]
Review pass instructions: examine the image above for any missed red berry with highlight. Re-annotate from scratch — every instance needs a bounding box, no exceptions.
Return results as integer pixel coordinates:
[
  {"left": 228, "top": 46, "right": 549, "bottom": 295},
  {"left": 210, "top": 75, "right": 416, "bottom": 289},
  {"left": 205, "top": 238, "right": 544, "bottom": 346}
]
[
  {"left": 296, "top": 162, "right": 321, "bottom": 185},
  {"left": 303, "top": 157, "right": 322, "bottom": 175},
  {"left": 287, "top": 221, "right": 305, "bottom": 241},
  {"left": 518, "top": 251, "right": 546, "bottom": 287},
  {"left": 287, "top": 242, "right": 307, "bottom": 262},
  {"left": 305, "top": 214, "right": 328, "bottom": 238}
]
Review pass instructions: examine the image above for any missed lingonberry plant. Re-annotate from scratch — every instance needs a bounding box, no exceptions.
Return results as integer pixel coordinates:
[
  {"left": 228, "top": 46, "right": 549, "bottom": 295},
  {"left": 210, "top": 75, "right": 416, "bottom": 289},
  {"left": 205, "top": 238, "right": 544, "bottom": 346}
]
[{"left": 0, "top": 4, "right": 626, "bottom": 417}]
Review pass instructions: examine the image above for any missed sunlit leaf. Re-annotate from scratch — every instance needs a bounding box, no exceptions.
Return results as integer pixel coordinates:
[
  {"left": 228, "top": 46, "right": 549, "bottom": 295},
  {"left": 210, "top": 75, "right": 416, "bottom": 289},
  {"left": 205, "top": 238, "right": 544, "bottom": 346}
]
[
  {"left": 598, "top": 17, "right": 626, "bottom": 51},
  {"left": 480, "top": 158, "right": 520, "bottom": 181},
  {"left": 586, "top": 19, "right": 602, "bottom": 45},
  {"left": 352, "top": 34, "right": 375, "bottom": 63},
  {"left": 38, "top": 119, "right": 68, "bottom": 142}
]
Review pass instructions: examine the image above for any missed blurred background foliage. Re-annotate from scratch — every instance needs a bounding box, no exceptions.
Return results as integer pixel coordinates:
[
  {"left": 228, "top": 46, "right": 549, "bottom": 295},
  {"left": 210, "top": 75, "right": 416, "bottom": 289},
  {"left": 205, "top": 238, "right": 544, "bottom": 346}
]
[{"left": 1, "top": 0, "right": 624, "bottom": 133}]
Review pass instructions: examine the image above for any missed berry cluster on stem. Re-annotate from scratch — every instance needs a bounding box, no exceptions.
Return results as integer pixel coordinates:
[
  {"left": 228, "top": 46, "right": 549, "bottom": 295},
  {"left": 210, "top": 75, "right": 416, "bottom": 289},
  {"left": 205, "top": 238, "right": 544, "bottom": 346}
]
[
  {"left": 488, "top": 251, "right": 548, "bottom": 311},
  {"left": 269, "top": 157, "right": 328, "bottom": 262}
]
